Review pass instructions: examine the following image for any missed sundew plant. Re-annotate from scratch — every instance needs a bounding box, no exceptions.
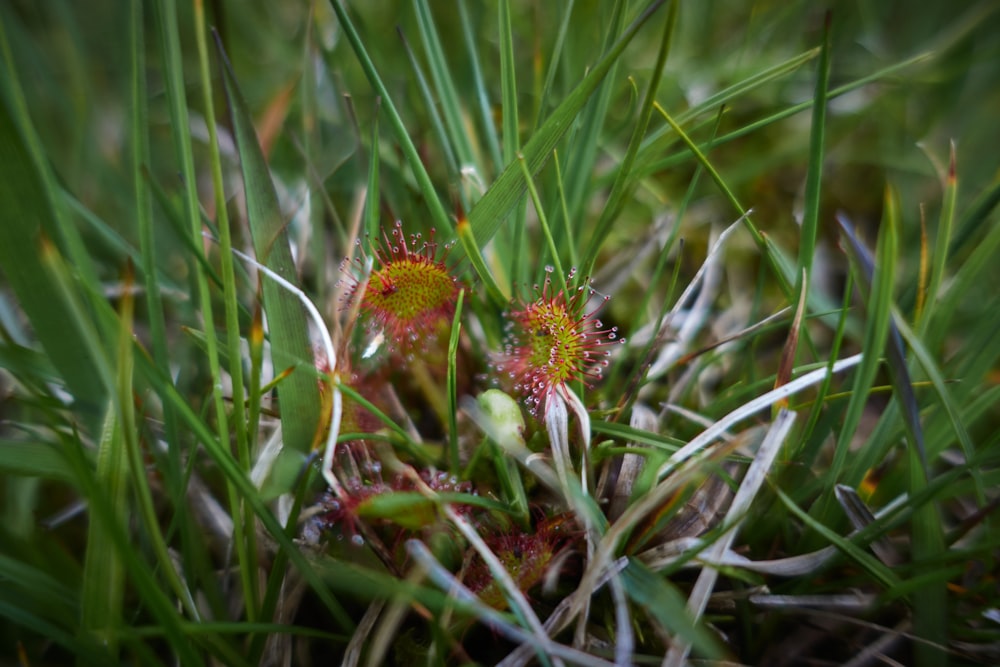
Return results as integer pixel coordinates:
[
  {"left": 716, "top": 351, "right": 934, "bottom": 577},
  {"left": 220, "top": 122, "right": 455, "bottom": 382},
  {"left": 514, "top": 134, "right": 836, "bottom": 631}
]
[{"left": 1, "top": 1, "right": 1000, "bottom": 665}]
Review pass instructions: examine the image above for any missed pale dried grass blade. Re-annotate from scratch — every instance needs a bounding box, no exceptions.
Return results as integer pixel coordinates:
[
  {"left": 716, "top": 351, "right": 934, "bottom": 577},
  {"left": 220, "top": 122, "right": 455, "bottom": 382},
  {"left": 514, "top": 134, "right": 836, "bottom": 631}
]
[{"left": 663, "top": 408, "right": 796, "bottom": 667}]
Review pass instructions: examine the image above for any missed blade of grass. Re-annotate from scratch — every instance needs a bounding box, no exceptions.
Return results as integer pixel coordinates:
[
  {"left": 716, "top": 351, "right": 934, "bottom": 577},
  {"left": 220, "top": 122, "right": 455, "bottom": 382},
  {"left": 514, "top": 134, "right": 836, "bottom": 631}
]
[
  {"left": 835, "top": 204, "right": 947, "bottom": 665},
  {"left": 892, "top": 311, "right": 983, "bottom": 494},
  {"left": 0, "top": 13, "right": 103, "bottom": 297},
  {"left": 328, "top": 1, "right": 451, "bottom": 234},
  {"left": 214, "top": 32, "right": 322, "bottom": 461},
  {"left": 498, "top": 0, "right": 528, "bottom": 285},
  {"left": 79, "top": 267, "right": 140, "bottom": 659},
  {"left": 775, "top": 486, "right": 901, "bottom": 590},
  {"left": 364, "top": 99, "right": 381, "bottom": 240},
  {"left": 194, "top": 6, "right": 260, "bottom": 624},
  {"left": 837, "top": 211, "right": 927, "bottom": 470},
  {"left": 412, "top": 0, "right": 476, "bottom": 172},
  {"left": 627, "top": 50, "right": 931, "bottom": 183},
  {"left": 56, "top": 418, "right": 206, "bottom": 664},
  {"left": 466, "top": 0, "right": 667, "bottom": 253},
  {"left": 516, "top": 154, "right": 565, "bottom": 292},
  {"left": 0, "top": 439, "right": 75, "bottom": 481},
  {"left": 129, "top": 0, "right": 185, "bottom": 516},
  {"left": 151, "top": 6, "right": 241, "bottom": 626},
  {"left": 0, "top": 599, "right": 112, "bottom": 666},
  {"left": 560, "top": 1, "right": 629, "bottom": 230},
  {"left": 621, "top": 559, "right": 725, "bottom": 660},
  {"left": 457, "top": 1, "right": 502, "bottom": 172},
  {"left": 825, "top": 209, "right": 896, "bottom": 492},
  {"left": 37, "top": 203, "right": 207, "bottom": 637},
  {"left": 135, "top": 352, "right": 355, "bottom": 631},
  {"left": 447, "top": 289, "right": 465, "bottom": 474},
  {"left": 579, "top": 0, "right": 678, "bottom": 279},
  {"left": 0, "top": 95, "right": 107, "bottom": 418},
  {"left": 653, "top": 104, "right": 793, "bottom": 299},
  {"left": 533, "top": 0, "right": 577, "bottom": 130},
  {"left": 797, "top": 12, "right": 831, "bottom": 292},
  {"left": 396, "top": 28, "right": 459, "bottom": 179},
  {"left": 80, "top": 401, "right": 127, "bottom": 657}
]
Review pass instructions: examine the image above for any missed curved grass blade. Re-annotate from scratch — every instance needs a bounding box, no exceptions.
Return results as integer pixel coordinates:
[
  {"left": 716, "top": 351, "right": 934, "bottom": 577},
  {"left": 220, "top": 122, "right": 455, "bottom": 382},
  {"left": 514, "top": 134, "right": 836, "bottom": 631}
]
[
  {"left": 59, "top": 426, "right": 207, "bottom": 666},
  {"left": 0, "top": 439, "right": 75, "bottom": 481},
  {"left": 195, "top": 9, "right": 259, "bottom": 622},
  {"left": 447, "top": 289, "right": 465, "bottom": 473},
  {"left": 775, "top": 487, "right": 901, "bottom": 590}
]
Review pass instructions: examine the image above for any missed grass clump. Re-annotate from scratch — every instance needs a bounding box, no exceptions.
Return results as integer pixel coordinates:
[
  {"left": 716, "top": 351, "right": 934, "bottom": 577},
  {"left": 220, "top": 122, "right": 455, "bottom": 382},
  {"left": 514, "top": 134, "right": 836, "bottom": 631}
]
[{"left": 1, "top": 1, "right": 999, "bottom": 665}]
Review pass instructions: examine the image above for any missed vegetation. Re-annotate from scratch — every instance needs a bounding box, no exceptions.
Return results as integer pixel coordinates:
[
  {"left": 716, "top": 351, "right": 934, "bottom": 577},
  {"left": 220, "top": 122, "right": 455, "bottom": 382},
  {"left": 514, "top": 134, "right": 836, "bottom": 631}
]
[{"left": 1, "top": 1, "right": 999, "bottom": 665}]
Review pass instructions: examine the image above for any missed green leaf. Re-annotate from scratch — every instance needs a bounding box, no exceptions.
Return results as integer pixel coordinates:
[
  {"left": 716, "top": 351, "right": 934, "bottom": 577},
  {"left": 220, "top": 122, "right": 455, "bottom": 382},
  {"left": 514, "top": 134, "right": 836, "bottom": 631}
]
[
  {"left": 467, "top": 1, "right": 668, "bottom": 255},
  {"left": 0, "top": 96, "right": 106, "bottom": 418},
  {"left": 797, "top": 12, "right": 831, "bottom": 288},
  {"left": 0, "top": 439, "right": 77, "bottom": 481},
  {"left": 580, "top": 0, "right": 678, "bottom": 277},
  {"left": 214, "top": 34, "right": 321, "bottom": 456},
  {"left": 621, "top": 559, "right": 725, "bottom": 659}
]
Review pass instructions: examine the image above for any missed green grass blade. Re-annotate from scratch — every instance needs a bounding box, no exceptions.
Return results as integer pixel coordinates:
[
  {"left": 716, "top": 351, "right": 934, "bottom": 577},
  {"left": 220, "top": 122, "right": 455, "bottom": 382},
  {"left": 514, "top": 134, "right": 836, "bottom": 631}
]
[
  {"left": 497, "top": 0, "right": 519, "bottom": 164},
  {"left": 654, "top": 105, "right": 793, "bottom": 298},
  {"left": 328, "top": 0, "right": 452, "bottom": 234},
  {"left": 517, "top": 155, "right": 565, "bottom": 290},
  {"left": 129, "top": 0, "right": 181, "bottom": 487},
  {"left": 775, "top": 486, "right": 901, "bottom": 590},
  {"left": 637, "top": 47, "right": 819, "bottom": 156},
  {"left": 447, "top": 289, "right": 465, "bottom": 473},
  {"left": 498, "top": 0, "right": 527, "bottom": 284},
  {"left": 412, "top": 0, "right": 476, "bottom": 171},
  {"left": 0, "top": 599, "right": 112, "bottom": 666},
  {"left": 533, "top": 0, "right": 577, "bottom": 130},
  {"left": 837, "top": 212, "right": 927, "bottom": 471},
  {"left": 397, "top": 28, "right": 459, "bottom": 179},
  {"left": 628, "top": 50, "right": 929, "bottom": 182},
  {"left": 828, "top": 208, "right": 896, "bottom": 489},
  {"left": 579, "top": 0, "right": 677, "bottom": 278},
  {"left": 195, "top": 8, "right": 258, "bottom": 622},
  {"left": 560, "top": 1, "right": 628, "bottom": 229},
  {"left": 0, "top": 98, "right": 107, "bottom": 418},
  {"left": 0, "top": 13, "right": 102, "bottom": 295},
  {"left": 80, "top": 280, "right": 136, "bottom": 658},
  {"left": 918, "top": 144, "right": 957, "bottom": 332},
  {"left": 869, "top": 199, "right": 947, "bottom": 666},
  {"left": 135, "top": 354, "right": 354, "bottom": 631},
  {"left": 214, "top": 34, "right": 322, "bottom": 459},
  {"left": 797, "top": 12, "right": 831, "bottom": 290},
  {"left": 60, "top": 426, "right": 207, "bottom": 666},
  {"left": 466, "top": 0, "right": 667, "bottom": 254},
  {"left": 365, "top": 100, "right": 381, "bottom": 240},
  {"left": 621, "top": 559, "right": 725, "bottom": 660},
  {"left": 457, "top": 1, "right": 503, "bottom": 171},
  {"left": 0, "top": 439, "right": 75, "bottom": 481}
]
